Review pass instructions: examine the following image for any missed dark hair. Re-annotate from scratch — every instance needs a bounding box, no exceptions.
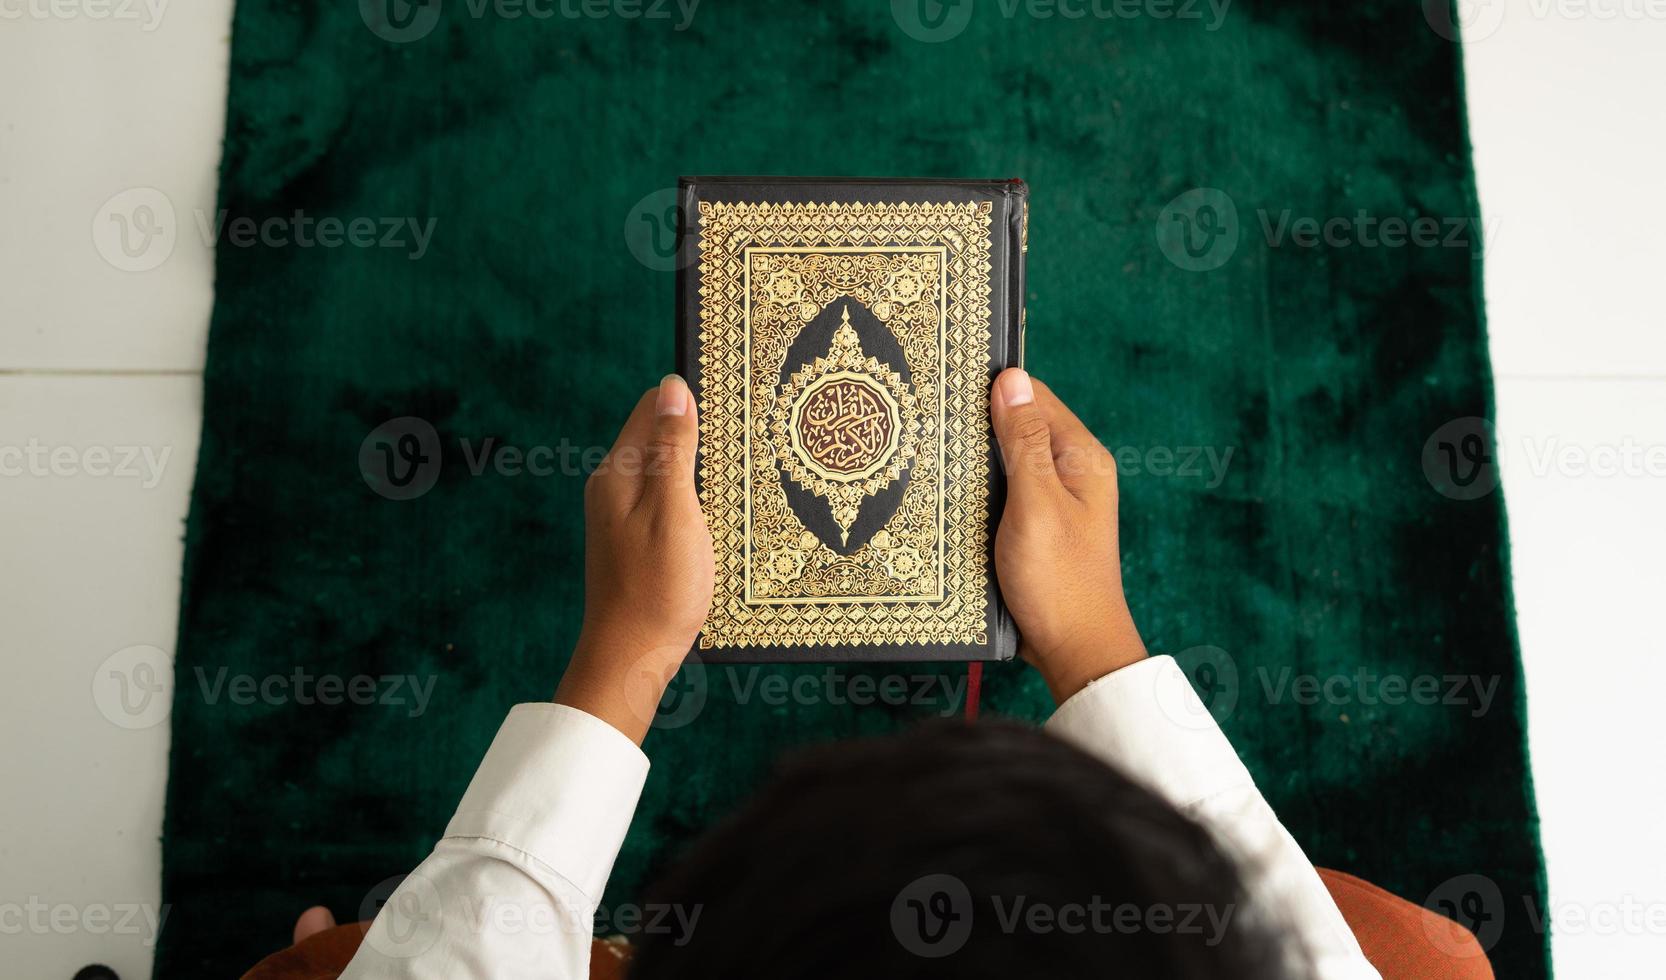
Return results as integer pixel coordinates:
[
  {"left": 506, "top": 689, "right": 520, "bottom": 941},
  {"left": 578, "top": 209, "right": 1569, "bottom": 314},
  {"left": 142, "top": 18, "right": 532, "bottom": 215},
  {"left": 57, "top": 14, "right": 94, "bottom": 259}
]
[{"left": 630, "top": 720, "right": 1296, "bottom": 979}]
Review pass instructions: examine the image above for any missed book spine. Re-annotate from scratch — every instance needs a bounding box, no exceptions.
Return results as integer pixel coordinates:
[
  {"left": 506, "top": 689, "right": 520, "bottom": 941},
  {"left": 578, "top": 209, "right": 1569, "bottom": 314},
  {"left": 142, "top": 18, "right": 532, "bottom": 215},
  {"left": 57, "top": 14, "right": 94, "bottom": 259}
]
[
  {"left": 674, "top": 179, "right": 699, "bottom": 388},
  {"left": 1007, "top": 180, "right": 1028, "bottom": 372},
  {"left": 992, "top": 181, "right": 1028, "bottom": 662}
]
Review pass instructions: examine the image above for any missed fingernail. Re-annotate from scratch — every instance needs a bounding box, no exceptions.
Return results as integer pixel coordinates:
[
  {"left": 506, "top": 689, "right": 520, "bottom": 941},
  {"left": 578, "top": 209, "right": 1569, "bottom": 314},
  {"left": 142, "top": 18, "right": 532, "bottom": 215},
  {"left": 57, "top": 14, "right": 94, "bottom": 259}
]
[
  {"left": 999, "top": 369, "right": 1034, "bottom": 408},
  {"left": 657, "top": 374, "right": 689, "bottom": 416}
]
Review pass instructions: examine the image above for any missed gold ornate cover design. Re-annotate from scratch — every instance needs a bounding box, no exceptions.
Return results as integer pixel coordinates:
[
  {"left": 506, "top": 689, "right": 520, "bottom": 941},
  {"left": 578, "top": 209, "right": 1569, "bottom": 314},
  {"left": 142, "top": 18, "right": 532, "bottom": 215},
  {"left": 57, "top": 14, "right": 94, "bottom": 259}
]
[
  {"left": 773, "top": 304, "right": 920, "bottom": 544},
  {"left": 694, "top": 200, "right": 995, "bottom": 648}
]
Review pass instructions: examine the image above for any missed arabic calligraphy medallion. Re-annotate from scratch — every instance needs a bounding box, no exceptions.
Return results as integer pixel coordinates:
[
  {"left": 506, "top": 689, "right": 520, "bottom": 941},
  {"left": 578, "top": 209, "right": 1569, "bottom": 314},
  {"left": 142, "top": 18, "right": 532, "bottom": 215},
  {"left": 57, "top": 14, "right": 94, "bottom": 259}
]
[
  {"left": 774, "top": 303, "right": 919, "bottom": 544},
  {"left": 791, "top": 374, "right": 899, "bottom": 480}
]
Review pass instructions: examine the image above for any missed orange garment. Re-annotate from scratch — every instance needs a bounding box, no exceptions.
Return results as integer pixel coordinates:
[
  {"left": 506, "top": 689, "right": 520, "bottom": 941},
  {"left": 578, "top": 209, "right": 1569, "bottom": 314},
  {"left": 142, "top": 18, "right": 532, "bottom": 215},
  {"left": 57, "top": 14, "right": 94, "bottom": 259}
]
[{"left": 1317, "top": 869, "right": 1495, "bottom": 979}]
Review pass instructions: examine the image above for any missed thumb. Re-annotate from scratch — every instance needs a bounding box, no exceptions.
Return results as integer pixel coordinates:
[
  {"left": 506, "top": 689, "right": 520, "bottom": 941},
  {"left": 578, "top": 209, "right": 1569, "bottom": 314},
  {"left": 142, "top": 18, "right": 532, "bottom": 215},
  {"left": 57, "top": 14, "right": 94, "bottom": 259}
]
[
  {"left": 642, "top": 374, "right": 699, "bottom": 505},
  {"left": 991, "top": 368, "right": 1063, "bottom": 503},
  {"left": 292, "top": 905, "right": 337, "bottom": 945}
]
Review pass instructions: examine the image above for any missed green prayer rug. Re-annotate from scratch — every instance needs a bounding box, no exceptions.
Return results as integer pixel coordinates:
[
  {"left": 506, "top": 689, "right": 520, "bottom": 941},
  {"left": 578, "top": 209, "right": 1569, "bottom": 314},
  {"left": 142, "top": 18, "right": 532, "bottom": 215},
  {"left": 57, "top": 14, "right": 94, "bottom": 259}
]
[{"left": 156, "top": 1, "right": 1549, "bottom": 976}]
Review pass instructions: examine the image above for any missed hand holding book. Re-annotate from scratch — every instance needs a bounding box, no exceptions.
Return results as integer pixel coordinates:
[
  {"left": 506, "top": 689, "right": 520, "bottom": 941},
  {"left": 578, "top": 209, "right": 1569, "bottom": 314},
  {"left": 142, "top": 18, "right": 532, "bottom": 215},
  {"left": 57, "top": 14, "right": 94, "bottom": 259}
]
[
  {"left": 554, "top": 375, "right": 714, "bottom": 744},
  {"left": 989, "top": 368, "right": 1149, "bottom": 703},
  {"left": 557, "top": 369, "right": 1149, "bottom": 741}
]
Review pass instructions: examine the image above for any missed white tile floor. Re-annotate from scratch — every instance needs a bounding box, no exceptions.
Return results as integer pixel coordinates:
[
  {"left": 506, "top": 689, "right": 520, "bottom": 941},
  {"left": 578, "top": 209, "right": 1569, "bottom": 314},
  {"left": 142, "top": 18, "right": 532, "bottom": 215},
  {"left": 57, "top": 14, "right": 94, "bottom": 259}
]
[
  {"left": 0, "top": 376, "right": 200, "bottom": 980},
  {"left": 1463, "top": 4, "right": 1666, "bottom": 976},
  {"left": 1, "top": 2, "right": 1662, "bottom": 977},
  {"left": 1, "top": 7, "right": 228, "bottom": 979},
  {"left": 1493, "top": 378, "right": 1666, "bottom": 976}
]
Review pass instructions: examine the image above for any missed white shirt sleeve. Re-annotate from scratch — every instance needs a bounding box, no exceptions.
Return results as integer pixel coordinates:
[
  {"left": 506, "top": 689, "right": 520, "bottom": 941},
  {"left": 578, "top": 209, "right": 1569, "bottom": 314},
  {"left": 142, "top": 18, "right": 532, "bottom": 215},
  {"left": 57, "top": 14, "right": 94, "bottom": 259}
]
[
  {"left": 1045, "top": 655, "right": 1381, "bottom": 980},
  {"left": 340, "top": 702, "right": 649, "bottom": 980}
]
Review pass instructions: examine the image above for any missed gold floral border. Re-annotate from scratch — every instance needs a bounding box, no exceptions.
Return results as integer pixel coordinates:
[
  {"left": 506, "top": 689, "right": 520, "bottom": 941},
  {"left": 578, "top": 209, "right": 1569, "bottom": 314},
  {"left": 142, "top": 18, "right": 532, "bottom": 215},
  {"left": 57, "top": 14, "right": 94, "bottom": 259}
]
[{"left": 696, "top": 200, "right": 994, "bottom": 648}]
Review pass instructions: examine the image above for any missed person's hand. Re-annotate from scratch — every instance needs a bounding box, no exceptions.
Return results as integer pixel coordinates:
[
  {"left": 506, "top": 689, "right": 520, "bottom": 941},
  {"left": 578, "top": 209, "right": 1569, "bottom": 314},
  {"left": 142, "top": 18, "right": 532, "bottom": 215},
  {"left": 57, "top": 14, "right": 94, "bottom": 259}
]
[
  {"left": 990, "top": 368, "right": 1147, "bottom": 704},
  {"left": 555, "top": 375, "right": 715, "bottom": 743}
]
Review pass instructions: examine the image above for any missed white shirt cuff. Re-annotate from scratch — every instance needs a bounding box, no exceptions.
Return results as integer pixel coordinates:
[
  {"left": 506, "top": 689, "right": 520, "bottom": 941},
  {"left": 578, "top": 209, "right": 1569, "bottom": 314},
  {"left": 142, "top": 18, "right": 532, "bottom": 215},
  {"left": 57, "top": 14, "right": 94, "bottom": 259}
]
[
  {"left": 1045, "top": 654, "right": 1253, "bottom": 808},
  {"left": 443, "top": 702, "right": 649, "bottom": 902}
]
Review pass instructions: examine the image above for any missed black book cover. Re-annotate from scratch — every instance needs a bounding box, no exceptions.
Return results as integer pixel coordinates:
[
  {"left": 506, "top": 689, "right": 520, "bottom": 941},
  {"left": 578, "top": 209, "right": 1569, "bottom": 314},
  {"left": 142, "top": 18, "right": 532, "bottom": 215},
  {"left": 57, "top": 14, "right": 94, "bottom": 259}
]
[{"left": 676, "top": 177, "right": 1026, "bottom": 662}]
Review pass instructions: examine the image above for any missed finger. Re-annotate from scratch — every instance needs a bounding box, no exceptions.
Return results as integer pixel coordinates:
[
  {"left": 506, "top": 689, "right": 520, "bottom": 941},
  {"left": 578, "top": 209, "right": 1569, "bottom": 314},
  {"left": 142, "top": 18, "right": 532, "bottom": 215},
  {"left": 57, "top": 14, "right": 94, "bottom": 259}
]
[
  {"left": 1030, "top": 378, "right": 1115, "bottom": 501},
  {"left": 588, "top": 388, "right": 660, "bottom": 505},
  {"left": 991, "top": 368, "right": 1066, "bottom": 506},
  {"left": 608, "top": 387, "right": 661, "bottom": 459},
  {"left": 292, "top": 905, "right": 337, "bottom": 946},
  {"left": 638, "top": 374, "right": 699, "bottom": 510}
]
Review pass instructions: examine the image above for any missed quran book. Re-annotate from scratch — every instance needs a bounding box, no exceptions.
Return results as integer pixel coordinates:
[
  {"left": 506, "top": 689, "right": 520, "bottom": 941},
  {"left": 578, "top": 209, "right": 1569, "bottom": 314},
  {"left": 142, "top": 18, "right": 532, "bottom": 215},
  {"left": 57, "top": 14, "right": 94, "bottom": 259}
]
[{"left": 676, "top": 177, "right": 1026, "bottom": 662}]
